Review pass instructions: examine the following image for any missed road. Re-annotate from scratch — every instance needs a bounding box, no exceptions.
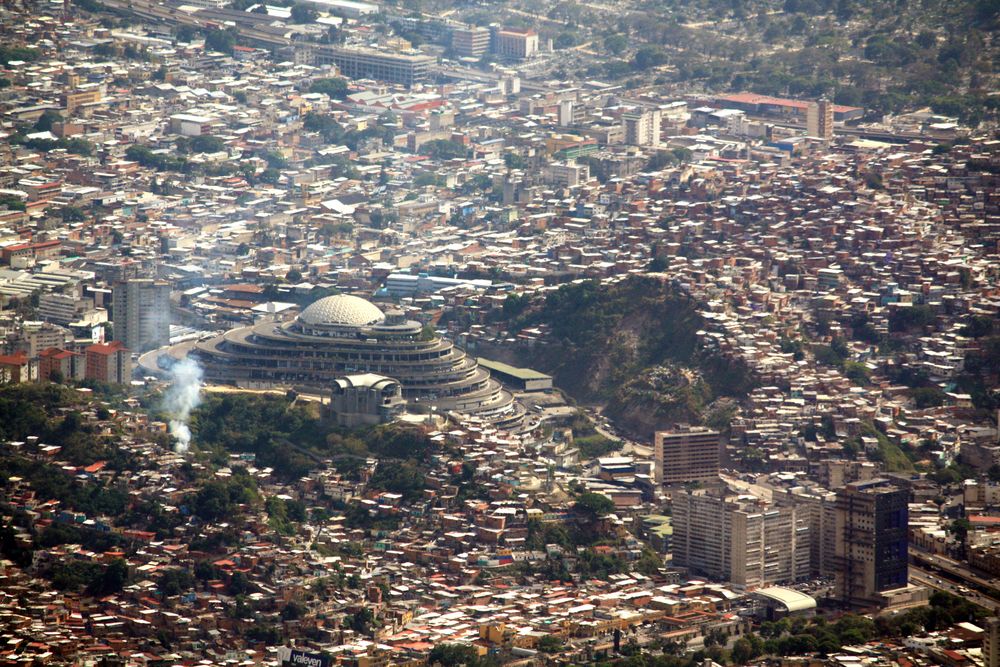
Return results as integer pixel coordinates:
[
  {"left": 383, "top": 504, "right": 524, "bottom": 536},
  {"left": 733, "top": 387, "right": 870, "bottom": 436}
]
[
  {"left": 910, "top": 565, "right": 1000, "bottom": 612},
  {"left": 749, "top": 114, "right": 932, "bottom": 144},
  {"left": 910, "top": 547, "right": 1000, "bottom": 609}
]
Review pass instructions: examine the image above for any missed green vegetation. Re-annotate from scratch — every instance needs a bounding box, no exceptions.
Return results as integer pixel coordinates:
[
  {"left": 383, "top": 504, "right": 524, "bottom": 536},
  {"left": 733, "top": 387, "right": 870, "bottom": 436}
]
[
  {"left": 189, "top": 393, "right": 327, "bottom": 479},
  {"left": 309, "top": 77, "right": 348, "bottom": 99},
  {"left": 266, "top": 496, "right": 307, "bottom": 535},
  {"left": 290, "top": 2, "right": 317, "bottom": 22},
  {"left": 570, "top": 0, "right": 999, "bottom": 124},
  {"left": 125, "top": 145, "right": 192, "bottom": 173},
  {"left": 957, "top": 336, "right": 1000, "bottom": 413},
  {"left": 190, "top": 393, "right": 435, "bottom": 482},
  {"left": 862, "top": 420, "right": 914, "bottom": 472},
  {"left": 574, "top": 492, "right": 615, "bottom": 519},
  {"left": 0, "top": 194, "right": 26, "bottom": 211},
  {"left": 739, "top": 591, "right": 981, "bottom": 660},
  {"left": 843, "top": 361, "right": 871, "bottom": 386},
  {"left": 504, "top": 277, "right": 754, "bottom": 437},
  {"left": 567, "top": 411, "right": 617, "bottom": 459},
  {"left": 537, "top": 635, "right": 565, "bottom": 653},
  {"left": 34, "top": 110, "right": 63, "bottom": 132},
  {"left": 189, "top": 469, "right": 260, "bottom": 521},
  {"left": 158, "top": 568, "right": 196, "bottom": 596},
  {"left": 427, "top": 644, "right": 497, "bottom": 667},
  {"left": 0, "top": 383, "right": 133, "bottom": 466},
  {"left": 204, "top": 28, "right": 236, "bottom": 54},
  {"left": 420, "top": 139, "right": 469, "bottom": 160},
  {"left": 368, "top": 460, "right": 426, "bottom": 500},
  {"left": 302, "top": 112, "right": 394, "bottom": 151},
  {"left": 10, "top": 133, "right": 95, "bottom": 156},
  {"left": 187, "top": 135, "right": 227, "bottom": 153},
  {"left": 911, "top": 386, "right": 948, "bottom": 408},
  {"left": 888, "top": 304, "right": 937, "bottom": 333},
  {"left": 645, "top": 148, "right": 693, "bottom": 171},
  {"left": 962, "top": 315, "right": 996, "bottom": 338},
  {"left": 0, "top": 45, "right": 39, "bottom": 66}
]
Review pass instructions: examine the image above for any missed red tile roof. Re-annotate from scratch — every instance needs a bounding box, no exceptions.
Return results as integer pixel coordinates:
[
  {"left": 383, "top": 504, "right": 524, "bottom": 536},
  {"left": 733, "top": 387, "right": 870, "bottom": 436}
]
[
  {"left": 86, "top": 340, "right": 128, "bottom": 355},
  {"left": 0, "top": 353, "right": 28, "bottom": 365},
  {"left": 717, "top": 92, "right": 861, "bottom": 113}
]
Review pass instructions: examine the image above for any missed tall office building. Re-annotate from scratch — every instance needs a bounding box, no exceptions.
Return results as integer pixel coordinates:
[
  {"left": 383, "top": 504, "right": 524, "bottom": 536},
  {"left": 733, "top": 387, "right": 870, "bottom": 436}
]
[
  {"left": 984, "top": 617, "right": 1000, "bottom": 667},
  {"left": 558, "top": 100, "right": 575, "bottom": 127},
  {"left": 623, "top": 108, "right": 662, "bottom": 148},
  {"left": 832, "top": 479, "right": 909, "bottom": 608},
  {"left": 489, "top": 26, "right": 539, "bottom": 60},
  {"left": 672, "top": 487, "right": 811, "bottom": 588},
  {"left": 807, "top": 99, "right": 834, "bottom": 141},
  {"left": 312, "top": 46, "right": 434, "bottom": 87},
  {"left": 112, "top": 279, "right": 170, "bottom": 353},
  {"left": 654, "top": 426, "right": 721, "bottom": 486},
  {"left": 452, "top": 26, "right": 490, "bottom": 58},
  {"left": 773, "top": 485, "right": 838, "bottom": 576}
]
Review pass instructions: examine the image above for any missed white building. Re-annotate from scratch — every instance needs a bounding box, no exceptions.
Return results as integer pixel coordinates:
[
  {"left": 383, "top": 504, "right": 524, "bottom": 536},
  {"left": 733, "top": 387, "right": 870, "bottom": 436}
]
[
  {"left": 673, "top": 487, "right": 811, "bottom": 589},
  {"left": 542, "top": 161, "right": 589, "bottom": 187},
  {"left": 623, "top": 108, "right": 661, "bottom": 148}
]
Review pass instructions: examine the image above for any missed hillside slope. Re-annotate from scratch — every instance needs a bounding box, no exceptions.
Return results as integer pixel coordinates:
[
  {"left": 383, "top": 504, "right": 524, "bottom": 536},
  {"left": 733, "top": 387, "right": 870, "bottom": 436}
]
[{"left": 507, "top": 276, "right": 754, "bottom": 438}]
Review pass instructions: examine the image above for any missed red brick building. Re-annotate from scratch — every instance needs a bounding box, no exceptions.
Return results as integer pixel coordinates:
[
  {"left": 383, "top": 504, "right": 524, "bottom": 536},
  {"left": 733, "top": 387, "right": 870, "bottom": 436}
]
[
  {"left": 38, "top": 347, "right": 85, "bottom": 382},
  {"left": 84, "top": 340, "right": 132, "bottom": 384},
  {"left": 0, "top": 353, "right": 31, "bottom": 383}
]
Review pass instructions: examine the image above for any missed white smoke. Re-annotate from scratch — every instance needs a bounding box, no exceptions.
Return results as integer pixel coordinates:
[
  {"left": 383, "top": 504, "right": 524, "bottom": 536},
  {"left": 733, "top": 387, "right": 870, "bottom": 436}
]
[{"left": 164, "top": 357, "right": 203, "bottom": 453}]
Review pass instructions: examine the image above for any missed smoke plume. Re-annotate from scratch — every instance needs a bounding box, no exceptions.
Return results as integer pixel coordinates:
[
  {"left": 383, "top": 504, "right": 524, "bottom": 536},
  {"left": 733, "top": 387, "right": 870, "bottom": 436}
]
[{"left": 164, "top": 357, "right": 203, "bottom": 453}]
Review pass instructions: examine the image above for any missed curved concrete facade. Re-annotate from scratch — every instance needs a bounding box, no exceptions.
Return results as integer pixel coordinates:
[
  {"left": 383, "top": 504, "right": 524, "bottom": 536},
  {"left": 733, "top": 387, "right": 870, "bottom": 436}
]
[{"left": 182, "top": 296, "right": 524, "bottom": 428}]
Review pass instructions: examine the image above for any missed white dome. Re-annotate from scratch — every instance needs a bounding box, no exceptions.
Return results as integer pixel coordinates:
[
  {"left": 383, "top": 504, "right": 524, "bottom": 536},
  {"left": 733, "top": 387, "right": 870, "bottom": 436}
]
[{"left": 298, "top": 295, "right": 385, "bottom": 328}]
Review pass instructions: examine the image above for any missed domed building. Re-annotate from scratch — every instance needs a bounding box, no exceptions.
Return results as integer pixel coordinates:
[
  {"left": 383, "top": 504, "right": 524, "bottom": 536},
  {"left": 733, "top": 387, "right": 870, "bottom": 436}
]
[{"left": 185, "top": 294, "right": 524, "bottom": 427}]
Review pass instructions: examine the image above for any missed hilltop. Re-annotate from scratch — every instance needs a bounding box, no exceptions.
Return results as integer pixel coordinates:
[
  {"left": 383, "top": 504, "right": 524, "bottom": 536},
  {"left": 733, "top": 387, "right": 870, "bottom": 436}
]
[{"left": 500, "top": 276, "right": 754, "bottom": 438}]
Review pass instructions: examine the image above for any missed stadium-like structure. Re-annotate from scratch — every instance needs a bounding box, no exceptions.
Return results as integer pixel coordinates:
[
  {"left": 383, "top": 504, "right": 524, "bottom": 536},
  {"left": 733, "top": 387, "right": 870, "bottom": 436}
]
[{"left": 183, "top": 294, "right": 524, "bottom": 427}]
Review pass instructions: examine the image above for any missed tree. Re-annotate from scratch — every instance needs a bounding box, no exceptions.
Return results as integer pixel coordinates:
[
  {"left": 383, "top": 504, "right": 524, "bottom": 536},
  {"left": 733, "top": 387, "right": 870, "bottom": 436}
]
[
  {"left": 911, "top": 386, "right": 947, "bottom": 408},
  {"left": 633, "top": 46, "right": 667, "bottom": 70},
  {"left": 309, "top": 77, "right": 348, "bottom": 99},
  {"left": 88, "top": 558, "right": 128, "bottom": 596},
  {"left": 280, "top": 600, "right": 306, "bottom": 620},
  {"left": 0, "top": 194, "right": 26, "bottom": 211},
  {"left": 60, "top": 206, "right": 87, "bottom": 222},
  {"left": 204, "top": 28, "right": 235, "bottom": 54},
  {"left": 537, "top": 635, "right": 564, "bottom": 653},
  {"left": 427, "top": 644, "right": 480, "bottom": 667},
  {"left": 844, "top": 361, "right": 871, "bottom": 386},
  {"left": 285, "top": 268, "right": 302, "bottom": 283},
  {"left": 888, "top": 304, "right": 936, "bottom": 333},
  {"left": 916, "top": 30, "right": 937, "bottom": 49},
  {"left": 34, "top": 110, "right": 63, "bottom": 132},
  {"left": 0, "top": 45, "right": 39, "bottom": 66},
  {"left": 290, "top": 3, "right": 317, "bottom": 22},
  {"left": 421, "top": 139, "right": 468, "bottom": 160},
  {"left": 950, "top": 518, "right": 971, "bottom": 543},
  {"left": 349, "top": 608, "right": 375, "bottom": 635},
  {"left": 962, "top": 315, "right": 995, "bottom": 338},
  {"left": 574, "top": 492, "right": 614, "bottom": 519},
  {"left": 175, "top": 25, "right": 198, "bottom": 43},
  {"left": 635, "top": 547, "right": 662, "bottom": 575},
  {"left": 732, "top": 637, "right": 756, "bottom": 664},
  {"left": 554, "top": 31, "right": 579, "bottom": 49},
  {"left": 188, "top": 135, "right": 226, "bottom": 153},
  {"left": 65, "top": 138, "right": 94, "bottom": 156},
  {"left": 325, "top": 25, "right": 343, "bottom": 44},
  {"left": 604, "top": 33, "right": 627, "bottom": 55},
  {"left": 159, "top": 568, "right": 195, "bottom": 596}
]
